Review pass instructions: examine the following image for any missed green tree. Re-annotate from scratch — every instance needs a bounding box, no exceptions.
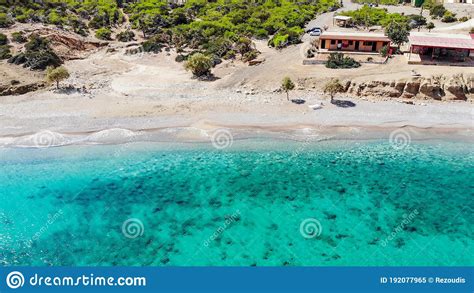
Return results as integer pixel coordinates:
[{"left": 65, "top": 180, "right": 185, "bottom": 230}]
[
  {"left": 0, "top": 45, "right": 11, "bottom": 60},
  {"left": 11, "top": 32, "right": 27, "bottom": 43},
  {"left": 281, "top": 76, "right": 295, "bottom": 101},
  {"left": 0, "top": 13, "right": 13, "bottom": 28},
  {"left": 429, "top": 5, "right": 446, "bottom": 18},
  {"left": 116, "top": 30, "right": 135, "bottom": 42},
  {"left": 95, "top": 28, "right": 112, "bottom": 40},
  {"left": 426, "top": 22, "right": 435, "bottom": 32},
  {"left": 386, "top": 22, "right": 409, "bottom": 49},
  {"left": 0, "top": 33, "right": 8, "bottom": 45},
  {"left": 46, "top": 66, "right": 70, "bottom": 89},
  {"left": 185, "top": 53, "right": 213, "bottom": 77},
  {"left": 323, "top": 78, "right": 344, "bottom": 103},
  {"left": 236, "top": 37, "right": 253, "bottom": 55}
]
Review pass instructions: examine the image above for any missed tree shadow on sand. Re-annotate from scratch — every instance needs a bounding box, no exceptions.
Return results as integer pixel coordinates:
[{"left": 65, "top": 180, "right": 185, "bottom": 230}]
[
  {"left": 331, "top": 99, "right": 356, "bottom": 108},
  {"left": 196, "top": 75, "right": 220, "bottom": 82}
]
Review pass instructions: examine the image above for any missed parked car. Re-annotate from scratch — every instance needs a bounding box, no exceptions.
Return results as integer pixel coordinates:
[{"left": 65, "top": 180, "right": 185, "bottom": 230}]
[
  {"left": 306, "top": 27, "right": 322, "bottom": 33},
  {"left": 309, "top": 29, "right": 322, "bottom": 36}
]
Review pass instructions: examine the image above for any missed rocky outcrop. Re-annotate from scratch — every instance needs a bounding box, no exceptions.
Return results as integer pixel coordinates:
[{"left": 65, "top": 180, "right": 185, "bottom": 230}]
[
  {"left": 0, "top": 82, "right": 45, "bottom": 96},
  {"left": 445, "top": 76, "right": 468, "bottom": 100},
  {"left": 345, "top": 74, "right": 473, "bottom": 102},
  {"left": 419, "top": 78, "right": 444, "bottom": 100}
]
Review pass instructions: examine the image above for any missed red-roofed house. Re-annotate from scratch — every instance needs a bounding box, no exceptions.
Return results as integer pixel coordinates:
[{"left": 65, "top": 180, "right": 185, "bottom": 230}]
[
  {"left": 407, "top": 32, "right": 474, "bottom": 66},
  {"left": 318, "top": 32, "right": 391, "bottom": 54}
]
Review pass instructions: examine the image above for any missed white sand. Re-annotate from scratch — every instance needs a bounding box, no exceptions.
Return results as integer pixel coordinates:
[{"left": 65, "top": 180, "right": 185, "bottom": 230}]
[{"left": 1, "top": 45, "right": 473, "bottom": 147}]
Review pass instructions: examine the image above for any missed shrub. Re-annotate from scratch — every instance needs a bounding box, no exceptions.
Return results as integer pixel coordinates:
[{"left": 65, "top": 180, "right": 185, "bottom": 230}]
[
  {"left": 426, "top": 22, "right": 435, "bottom": 32},
  {"left": 430, "top": 5, "right": 447, "bottom": 18},
  {"left": 242, "top": 50, "right": 259, "bottom": 62},
  {"left": 380, "top": 45, "right": 389, "bottom": 57},
  {"left": 458, "top": 16, "right": 469, "bottom": 22},
  {"left": 269, "top": 34, "right": 289, "bottom": 49},
  {"left": 235, "top": 37, "right": 253, "bottom": 55},
  {"left": 175, "top": 54, "right": 186, "bottom": 62},
  {"left": 69, "top": 18, "right": 89, "bottom": 36},
  {"left": 441, "top": 11, "right": 457, "bottom": 23},
  {"left": 95, "top": 28, "right": 112, "bottom": 40},
  {"left": 223, "top": 49, "right": 236, "bottom": 60},
  {"left": 0, "top": 45, "right": 11, "bottom": 60},
  {"left": 116, "top": 30, "right": 135, "bottom": 42},
  {"left": 184, "top": 53, "right": 212, "bottom": 77},
  {"left": 325, "top": 53, "right": 361, "bottom": 69},
  {"left": 0, "top": 33, "right": 8, "bottom": 45},
  {"left": 25, "top": 34, "right": 50, "bottom": 51},
  {"left": 269, "top": 26, "right": 304, "bottom": 48},
  {"left": 9, "top": 34, "right": 62, "bottom": 70},
  {"left": 142, "top": 34, "right": 170, "bottom": 53},
  {"left": 12, "top": 32, "right": 27, "bottom": 43},
  {"left": 0, "top": 12, "right": 13, "bottom": 28},
  {"left": 255, "top": 29, "right": 268, "bottom": 39},
  {"left": 407, "top": 14, "right": 426, "bottom": 28},
  {"left": 24, "top": 50, "right": 62, "bottom": 70}
]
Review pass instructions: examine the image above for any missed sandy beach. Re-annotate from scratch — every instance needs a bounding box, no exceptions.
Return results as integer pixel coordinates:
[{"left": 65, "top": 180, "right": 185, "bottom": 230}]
[{"left": 1, "top": 37, "right": 473, "bottom": 147}]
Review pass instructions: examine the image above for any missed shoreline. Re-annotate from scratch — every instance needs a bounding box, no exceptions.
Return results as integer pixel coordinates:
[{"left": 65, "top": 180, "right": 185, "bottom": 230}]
[
  {"left": 1, "top": 122, "right": 473, "bottom": 149},
  {"left": 1, "top": 94, "right": 473, "bottom": 148}
]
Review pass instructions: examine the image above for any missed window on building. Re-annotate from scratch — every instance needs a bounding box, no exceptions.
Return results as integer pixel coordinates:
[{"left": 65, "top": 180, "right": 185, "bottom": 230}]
[
  {"left": 363, "top": 41, "right": 373, "bottom": 46},
  {"left": 349, "top": 40, "right": 354, "bottom": 45},
  {"left": 330, "top": 40, "right": 336, "bottom": 45}
]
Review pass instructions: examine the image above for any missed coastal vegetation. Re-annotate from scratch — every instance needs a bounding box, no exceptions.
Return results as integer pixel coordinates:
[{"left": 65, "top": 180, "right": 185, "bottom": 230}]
[
  {"left": 8, "top": 34, "right": 62, "bottom": 70},
  {"left": 281, "top": 76, "right": 295, "bottom": 100},
  {"left": 340, "top": 6, "right": 409, "bottom": 28},
  {"left": 116, "top": 30, "right": 135, "bottom": 42},
  {"left": 1, "top": 0, "right": 340, "bottom": 72},
  {"left": 385, "top": 22, "right": 409, "bottom": 49},
  {"left": 425, "top": 3, "right": 458, "bottom": 23},
  {"left": 184, "top": 53, "right": 213, "bottom": 78},
  {"left": 46, "top": 66, "right": 70, "bottom": 89},
  {"left": 0, "top": 33, "right": 9, "bottom": 59},
  {"left": 325, "top": 53, "right": 361, "bottom": 69},
  {"left": 323, "top": 78, "right": 344, "bottom": 102},
  {"left": 352, "top": 0, "right": 399, "bottom": 5},
  {"left": 426, "top": 22, "right": 435, "bottom": 32},
  {"left": 11, "top": 31, "right": 27, "bottom": 43},
  {"left": 95, "top": 27, "right": 112, "bottom": 40}
]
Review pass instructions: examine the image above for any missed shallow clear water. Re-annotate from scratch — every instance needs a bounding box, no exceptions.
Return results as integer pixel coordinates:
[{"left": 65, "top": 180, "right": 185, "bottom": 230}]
[{"left": 1, "top": 139, "right": 473, "bottom": 266}]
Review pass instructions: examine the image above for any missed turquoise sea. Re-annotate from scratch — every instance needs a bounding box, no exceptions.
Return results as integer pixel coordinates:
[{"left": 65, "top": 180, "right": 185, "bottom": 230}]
[{"left": 0, "top": 139, "right": 473, "bottom": 266}]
